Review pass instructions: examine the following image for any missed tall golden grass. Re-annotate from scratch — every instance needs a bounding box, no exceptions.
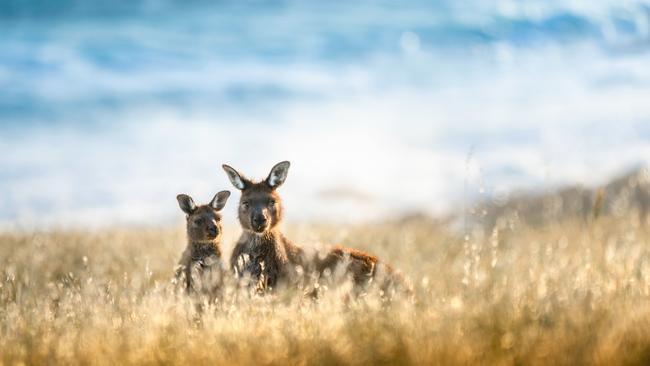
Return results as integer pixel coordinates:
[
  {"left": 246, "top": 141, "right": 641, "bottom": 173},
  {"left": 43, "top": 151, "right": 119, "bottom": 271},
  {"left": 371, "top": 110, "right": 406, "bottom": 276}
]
[{"left": 2, "top": 214, "right": 650, "bottom": 365}]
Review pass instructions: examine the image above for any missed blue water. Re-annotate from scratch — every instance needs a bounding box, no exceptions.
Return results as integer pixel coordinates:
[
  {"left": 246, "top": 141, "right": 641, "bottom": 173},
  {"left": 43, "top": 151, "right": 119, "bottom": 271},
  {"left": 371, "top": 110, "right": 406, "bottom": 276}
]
[{"left": 1, "top": 0, "right": 650, "bottom": 227}]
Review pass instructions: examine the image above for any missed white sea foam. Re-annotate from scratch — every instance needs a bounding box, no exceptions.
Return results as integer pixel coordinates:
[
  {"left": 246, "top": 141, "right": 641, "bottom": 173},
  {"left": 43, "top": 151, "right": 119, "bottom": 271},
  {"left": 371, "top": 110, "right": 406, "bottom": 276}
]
[{"left": 1, "top": 1, "right": 650, "bottom": 227}]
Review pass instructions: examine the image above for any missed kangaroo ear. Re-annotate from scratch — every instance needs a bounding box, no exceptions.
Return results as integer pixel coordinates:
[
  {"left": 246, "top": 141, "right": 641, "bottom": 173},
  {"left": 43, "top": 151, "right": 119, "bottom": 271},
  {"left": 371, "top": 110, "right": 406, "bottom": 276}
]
[
  {"left": 266, "top": 161, "right": 290, "bottom": 188},
  {"left": 210, "top": 190, "right": 231, "bottom": 211},
  {"left": 177, "top": 194, "right": 197, "bottom": 215},
  {"left": 222, "top": 164, "right": 248, "bottom": 190}
]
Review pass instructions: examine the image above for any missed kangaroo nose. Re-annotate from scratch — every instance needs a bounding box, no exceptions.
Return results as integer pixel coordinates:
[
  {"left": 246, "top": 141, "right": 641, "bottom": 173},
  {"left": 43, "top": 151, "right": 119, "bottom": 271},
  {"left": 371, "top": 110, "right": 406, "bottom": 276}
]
[
  {"left": 252, "top": 216, "right": 267, "bottom": 226},
  {"left": 208, "top": 226, "right": 217, "bottom": 236}
]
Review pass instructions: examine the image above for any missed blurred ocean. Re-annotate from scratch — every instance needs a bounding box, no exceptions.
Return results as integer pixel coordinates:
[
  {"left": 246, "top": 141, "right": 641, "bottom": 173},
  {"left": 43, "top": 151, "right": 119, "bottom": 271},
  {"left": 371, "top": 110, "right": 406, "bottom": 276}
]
[{"left": 1, "top": 0, "right": 650, "bottom": 227}]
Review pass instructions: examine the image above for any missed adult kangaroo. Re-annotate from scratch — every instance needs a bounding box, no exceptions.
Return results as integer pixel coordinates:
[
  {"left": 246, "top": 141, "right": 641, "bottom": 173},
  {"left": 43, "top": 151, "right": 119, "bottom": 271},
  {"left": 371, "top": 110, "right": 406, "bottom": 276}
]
[
  {"left": 223, "top": 161, "right": 305, "bottom": 292},
  {"left": 222, "top": 161, "right": 411, "bottom": 296}
]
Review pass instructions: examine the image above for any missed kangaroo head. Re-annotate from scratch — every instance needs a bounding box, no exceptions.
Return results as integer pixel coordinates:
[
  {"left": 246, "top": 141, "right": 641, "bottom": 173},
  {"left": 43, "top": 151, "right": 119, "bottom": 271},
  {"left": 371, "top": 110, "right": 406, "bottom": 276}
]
[
  {"left": 177, "top": 191, "right": 230, "bottom": 243},
  {"left": 222, "top": 161, "right": 289, "bottom": 234}
]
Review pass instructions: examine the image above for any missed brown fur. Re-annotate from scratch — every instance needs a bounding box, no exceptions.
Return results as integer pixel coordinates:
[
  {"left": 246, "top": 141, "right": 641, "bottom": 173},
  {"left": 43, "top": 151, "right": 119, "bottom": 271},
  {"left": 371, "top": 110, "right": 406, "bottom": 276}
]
[
  {"left": 231, "top": 230, "right": 306, "bottom": 291},
  {"left": 223, "top": 162, "right": 411, "bottom": 297},
  {"left": 315, "top": 246, "right": 377, "bottom": 286},
  {"left": 223, "top": 164, "right": 305, "bottom": 291},
  {"left": 315, "top": 246, "right": 412, "bottom": 296},
  {"left": 174, "top": 192, "right": 230, "bottom": 298}
]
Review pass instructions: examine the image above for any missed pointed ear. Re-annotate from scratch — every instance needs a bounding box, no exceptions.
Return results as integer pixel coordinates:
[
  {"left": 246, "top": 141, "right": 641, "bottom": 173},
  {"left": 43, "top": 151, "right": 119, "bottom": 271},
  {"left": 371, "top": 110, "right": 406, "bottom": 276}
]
[
  {"left": 222, "top": 164, "right": 248, "bottom": 190},
  {"left": 177, "top": 194, "right": 197, "bottom": 215},
  {"left": 210, "top": 190, "right": 231, "bottom": 211},
  {"left": 266, "top": 161, "right": 290, "bottom": 188}
]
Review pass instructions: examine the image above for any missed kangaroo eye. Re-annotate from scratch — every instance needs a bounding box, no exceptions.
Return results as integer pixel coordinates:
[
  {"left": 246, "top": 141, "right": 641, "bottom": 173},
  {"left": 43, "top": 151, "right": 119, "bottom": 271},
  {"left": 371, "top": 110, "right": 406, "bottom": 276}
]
[
  {"left": 241, "top": 201, "right": 249, "bottom": 209},
  {"left": 268, "top": 200, "right": 276, "bottom": 206},
  {"left": 194, "top": 218, "right": 204, "bottom": 225}
]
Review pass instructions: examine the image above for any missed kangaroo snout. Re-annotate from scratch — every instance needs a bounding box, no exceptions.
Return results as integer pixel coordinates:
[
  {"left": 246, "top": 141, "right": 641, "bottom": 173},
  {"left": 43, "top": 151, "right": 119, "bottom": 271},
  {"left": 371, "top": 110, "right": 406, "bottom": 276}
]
[{"left": 251, "top": 214, "right": 268, "bottom": 231}]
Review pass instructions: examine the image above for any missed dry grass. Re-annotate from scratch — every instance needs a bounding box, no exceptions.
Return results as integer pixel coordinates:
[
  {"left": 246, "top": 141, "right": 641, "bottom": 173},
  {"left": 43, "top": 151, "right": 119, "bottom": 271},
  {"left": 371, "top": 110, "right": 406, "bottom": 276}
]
[{"left": 2, "top": 214, "right": 650, "bottom": 365}]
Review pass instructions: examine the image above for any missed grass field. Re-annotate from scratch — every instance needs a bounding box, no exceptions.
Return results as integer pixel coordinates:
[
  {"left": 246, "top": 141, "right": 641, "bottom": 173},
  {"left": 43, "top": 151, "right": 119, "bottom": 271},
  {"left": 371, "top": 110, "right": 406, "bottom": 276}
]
[{"left": 2, "top": 213, "right": 650, "bottom": 365}]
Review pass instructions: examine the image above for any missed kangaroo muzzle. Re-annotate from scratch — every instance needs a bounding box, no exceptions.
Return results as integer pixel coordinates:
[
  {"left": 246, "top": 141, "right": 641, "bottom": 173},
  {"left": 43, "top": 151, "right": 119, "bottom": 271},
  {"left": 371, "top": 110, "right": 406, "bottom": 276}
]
[
  {"left": 207, "top": 225, "right": 218, "bottom": 238},
  {"left": 251, "top": 214, "right": 268, "bottom": 232}
]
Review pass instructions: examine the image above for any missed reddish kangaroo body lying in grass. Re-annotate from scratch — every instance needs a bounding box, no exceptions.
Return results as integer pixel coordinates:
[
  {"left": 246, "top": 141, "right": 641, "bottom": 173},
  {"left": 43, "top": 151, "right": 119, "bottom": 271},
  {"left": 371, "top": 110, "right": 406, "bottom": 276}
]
[
  {"left": 174, "top": 191, "right": 230, "bottom": 297},
  {"left": 222, "top": 161, "right": 410, "bottom": 295}
]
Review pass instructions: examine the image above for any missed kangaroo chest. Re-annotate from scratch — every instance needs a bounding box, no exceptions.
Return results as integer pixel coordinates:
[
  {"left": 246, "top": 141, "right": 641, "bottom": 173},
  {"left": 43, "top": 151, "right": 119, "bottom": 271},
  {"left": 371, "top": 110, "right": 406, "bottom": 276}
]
[
  {"left": 191, "top": 245, "right": 222, "bottom": 266},
  {"left": 237, "top": 236, "right": 289, "bottom": 288},
  {"left": 181, "top": 244, "right": 225, "bottom": 294}
]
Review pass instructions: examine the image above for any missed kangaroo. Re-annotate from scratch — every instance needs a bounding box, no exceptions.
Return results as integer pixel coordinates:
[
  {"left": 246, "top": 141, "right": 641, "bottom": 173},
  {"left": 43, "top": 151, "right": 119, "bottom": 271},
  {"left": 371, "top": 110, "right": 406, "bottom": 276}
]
[
  {"left": 174, "top": 191, "right": 230, "bottom": 299},
  {"left": 223, "top": 161, "right": 306, "bottom": 292},
  {"left": 222, "top": 161, "right": 411, "bottom": 296}
]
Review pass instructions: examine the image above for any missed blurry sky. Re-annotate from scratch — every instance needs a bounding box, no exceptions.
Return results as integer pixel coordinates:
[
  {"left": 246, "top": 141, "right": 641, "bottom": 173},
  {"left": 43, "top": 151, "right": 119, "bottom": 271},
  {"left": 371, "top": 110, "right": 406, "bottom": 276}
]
[{"left": 1, "top": 0, "right": 650, "bottom": 227}]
